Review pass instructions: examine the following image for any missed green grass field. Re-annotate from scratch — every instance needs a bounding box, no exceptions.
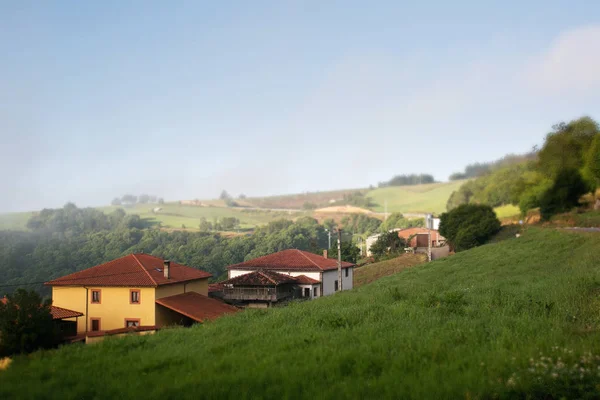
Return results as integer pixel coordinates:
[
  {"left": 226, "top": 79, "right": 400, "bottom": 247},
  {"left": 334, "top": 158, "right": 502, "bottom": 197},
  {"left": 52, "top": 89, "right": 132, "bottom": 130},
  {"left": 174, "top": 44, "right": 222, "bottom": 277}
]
[
  {"left": 99, "top": 203, "right": 305, "bottom": 231},
  {"left": 366, "top": 180, "right": 466, "bottom": 214},
  {"left": 494, "top": 204, "right": 521, "bottom": 219},
  {"left": 3, "top": 227, "right": 600, "bottom": 399},
  {"left": 0, "top": 212, "right": 33, "bottom": 231},
  {"left": 354, "top": 253, "right": 426, "bottom": 287}
]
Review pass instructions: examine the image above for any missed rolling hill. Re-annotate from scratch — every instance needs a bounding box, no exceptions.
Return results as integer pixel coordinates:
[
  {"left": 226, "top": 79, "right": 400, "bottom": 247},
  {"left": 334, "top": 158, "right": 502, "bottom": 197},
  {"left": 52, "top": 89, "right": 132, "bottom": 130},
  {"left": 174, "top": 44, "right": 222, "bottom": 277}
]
[{"left": 2, "top": 227, "right": 600, "bottom": 399}]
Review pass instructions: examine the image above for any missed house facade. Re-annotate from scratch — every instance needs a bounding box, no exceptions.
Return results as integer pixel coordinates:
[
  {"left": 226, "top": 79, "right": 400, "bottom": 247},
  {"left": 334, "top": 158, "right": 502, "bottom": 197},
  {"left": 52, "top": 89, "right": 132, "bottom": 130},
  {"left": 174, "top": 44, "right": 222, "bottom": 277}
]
[
  {"left": 45, "top": 254, "right": 238, "bottom": 339},
  {"left": 224, "top": 249, "right": 354, "bottom": 303}
]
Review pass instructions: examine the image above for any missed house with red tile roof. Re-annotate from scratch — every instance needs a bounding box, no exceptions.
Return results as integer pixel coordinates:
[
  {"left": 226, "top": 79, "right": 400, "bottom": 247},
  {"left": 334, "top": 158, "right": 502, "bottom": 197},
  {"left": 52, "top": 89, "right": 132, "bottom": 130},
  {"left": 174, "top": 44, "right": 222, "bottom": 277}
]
[
  {"left": 45, "top": 254, "right": 238, "bottom": 342},
  {"left": 224, "top": 249, "right": 355, "bottom": 303}
]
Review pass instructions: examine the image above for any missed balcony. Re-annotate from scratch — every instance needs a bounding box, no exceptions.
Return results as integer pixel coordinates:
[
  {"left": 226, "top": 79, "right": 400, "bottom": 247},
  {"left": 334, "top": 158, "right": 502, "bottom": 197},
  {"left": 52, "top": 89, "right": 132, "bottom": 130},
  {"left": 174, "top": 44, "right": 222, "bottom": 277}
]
[{"left": 222, "top": 287, "right": 293, "bottom": 302}]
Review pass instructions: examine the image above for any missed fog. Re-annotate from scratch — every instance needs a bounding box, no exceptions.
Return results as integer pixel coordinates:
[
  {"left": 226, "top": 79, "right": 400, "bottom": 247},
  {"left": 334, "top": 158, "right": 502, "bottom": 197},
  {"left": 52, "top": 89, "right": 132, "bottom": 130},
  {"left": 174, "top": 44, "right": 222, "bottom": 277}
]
[{"left": 1, "top": 3, "right": 600, "bottom": 212}]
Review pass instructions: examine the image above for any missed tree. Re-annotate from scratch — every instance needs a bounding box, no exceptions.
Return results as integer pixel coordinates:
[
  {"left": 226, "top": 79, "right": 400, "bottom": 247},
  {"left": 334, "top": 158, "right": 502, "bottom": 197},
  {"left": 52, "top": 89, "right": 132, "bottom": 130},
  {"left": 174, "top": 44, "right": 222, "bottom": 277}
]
[
  {"left": 121, "top": 194, "right": 137, "bottom": 204},
  {"left": 0, "top": 289, "right": 60, "bottom": 357},
  {"left": 238, "top": 194, "right": 247, "bottom": 200},
  {"left": 439, "top": 204, "right": 501, "bottom": 252},
  {"left": 539, "top": 169, "right": 589, "bottom": 221},
  {"left": 199, "top": 217, "right": 213, "bottom": 232},
  {"left": 138, "top": 194, "right": 150, "bottom": 204},
  {"left": 158, "top": 198, "right": 165, "bottom": 205},
  {"left": 111, "top": 197, "right": 122, "bottom": 206},
  {"left": 327, "top": 240, "right": 361, "bottom": 264},
  {"left": 582, "top": 134, "right": 600, "bottom": 190},
  {"left": 369, "top": 231, "right": 406, "bottom": 260},
  {"left": 380, "top": 213, "right": 424, "bottom": 232},
  {"left": 219, "top": 190, "right": 231, "bottom": 200},
  {"left": 323, "top": 218, "right": 336, "bottom": 231}
]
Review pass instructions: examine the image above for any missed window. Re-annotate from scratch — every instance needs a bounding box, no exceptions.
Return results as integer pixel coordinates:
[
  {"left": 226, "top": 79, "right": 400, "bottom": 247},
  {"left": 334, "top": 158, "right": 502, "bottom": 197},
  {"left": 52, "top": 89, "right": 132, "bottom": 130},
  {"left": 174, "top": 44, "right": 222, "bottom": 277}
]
[
  {"left": 313, "top": 287, "right": 318, "bottom": 297},
  {"left": 304, "top": 288, "right": 310, "bottom": 298},
  {"left": 91, "top": 289, "right": 101, "bottom": 304},
  {"left": 345, "top": 268, "right": 349, "bottom": 278},
  {"left": 130, "top": 289, "right": 141, "bottom": 304},
  {"left": 125, "top": 319, "right": 140, "bottom": 328},
  {"left": 90, "top": 318, "right": 101, "bottom": 332},
  {"left": 334, "top": 280, "right": 339, "bottom": 292}
]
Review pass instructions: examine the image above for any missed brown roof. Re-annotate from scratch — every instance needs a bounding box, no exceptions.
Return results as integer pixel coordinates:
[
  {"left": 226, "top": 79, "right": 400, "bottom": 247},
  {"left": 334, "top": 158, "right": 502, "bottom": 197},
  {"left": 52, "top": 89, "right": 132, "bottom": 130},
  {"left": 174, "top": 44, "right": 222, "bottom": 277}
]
[
  {"left": 221, "top": 270, "right": 297, "bottom": 286},
  {"left": 50, "top": 305, "right": 84, "bottom": 320},
  {"left": 155, "top": 291, "right": 239, "bottom": 322},
  {"left": 1, "top": 297, "right": 83, "bottom": 320},
  {"left": 227, "top": 249, "right": 354, "bottom": 272},
  {"left": 208, "top": 283, "right": 225, "bottom": 293},
  {"left": 293, "top": 275, "right": 320, "bottom": 285},
  {"left": 45, "top": 254, "right": 211, "bottom": 287}
]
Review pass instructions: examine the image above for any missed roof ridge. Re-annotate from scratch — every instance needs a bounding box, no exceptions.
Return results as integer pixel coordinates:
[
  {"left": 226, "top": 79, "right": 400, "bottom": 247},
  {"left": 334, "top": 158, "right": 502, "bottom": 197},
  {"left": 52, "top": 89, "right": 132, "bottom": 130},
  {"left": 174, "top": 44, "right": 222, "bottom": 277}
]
[
  {"left": 131, "top": 254, "right": 158, "bottom": 286},
  {"left": 296, "top": 249, "right": 323, "bottom": 270},
  {"left": 259, "top": 270, "right": 278, "bottom": 285}
]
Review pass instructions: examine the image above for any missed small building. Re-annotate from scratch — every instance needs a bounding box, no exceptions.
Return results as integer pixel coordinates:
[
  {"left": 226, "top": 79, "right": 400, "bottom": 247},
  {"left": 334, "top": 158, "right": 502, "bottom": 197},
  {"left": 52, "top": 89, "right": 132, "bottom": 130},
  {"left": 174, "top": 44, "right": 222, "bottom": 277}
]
[
  {"left": 45, "top": 253, "right": 238, "bottom": 342},
  {"left": 0, "top": 298, "right": 83, "bottom": 340},
  {"left": 226, "top": 249, "right": 354, "bottom": 299},
  {"left": 365, "top": 228, "right": 447, "bottom": 257}
]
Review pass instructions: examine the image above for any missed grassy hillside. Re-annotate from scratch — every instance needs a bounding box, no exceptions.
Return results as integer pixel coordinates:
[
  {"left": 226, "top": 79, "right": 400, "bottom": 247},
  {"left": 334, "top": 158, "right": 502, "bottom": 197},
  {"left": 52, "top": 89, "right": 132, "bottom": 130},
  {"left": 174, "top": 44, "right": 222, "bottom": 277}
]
[
  {"left": 101, "top": 203, "right": 305, "bottom": 231},
  {"left": 366, "top": 180, "right": 466, "bottom": 214},
  {"left": 354, "top": 253, "right": 427, "bottom": 287},
  {"left": 0, "top": 212, "right": 33, "bottom": 230},
  {"left": 3, "top": 228, "right": 600, "bottom": 399}
]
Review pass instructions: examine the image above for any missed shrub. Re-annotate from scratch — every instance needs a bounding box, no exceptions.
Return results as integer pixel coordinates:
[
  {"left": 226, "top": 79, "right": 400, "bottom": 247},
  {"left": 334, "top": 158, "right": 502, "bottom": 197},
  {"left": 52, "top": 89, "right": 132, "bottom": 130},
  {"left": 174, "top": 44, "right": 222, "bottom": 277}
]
[
  {"left": 439, "top": 204, "right": 501, "bottom": 252},
  {"left": 539, "top": 169, "right": 589, "bottom": 221},
  {"left": 370, "top": 231, "right": 407, "bottom": 260}
]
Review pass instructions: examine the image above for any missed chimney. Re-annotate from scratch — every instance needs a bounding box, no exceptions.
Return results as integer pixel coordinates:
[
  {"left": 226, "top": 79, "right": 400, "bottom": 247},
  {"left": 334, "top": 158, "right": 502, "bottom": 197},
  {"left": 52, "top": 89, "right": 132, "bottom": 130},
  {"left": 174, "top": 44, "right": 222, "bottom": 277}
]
[
  {"left": 163, "top": 260, "right": 170, "bottom": 279},
  {"left": 323, "top": 250, "right": 328, "bottom": 259}
]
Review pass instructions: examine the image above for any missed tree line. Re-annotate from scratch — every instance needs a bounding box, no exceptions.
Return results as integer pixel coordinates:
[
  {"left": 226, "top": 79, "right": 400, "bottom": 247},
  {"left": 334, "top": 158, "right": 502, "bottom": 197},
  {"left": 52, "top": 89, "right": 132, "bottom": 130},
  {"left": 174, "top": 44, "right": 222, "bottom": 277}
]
[
  {"left": 111, "top": 194, "right": 164, "bottom": 206},
  {"left": 0, "top": 205, "right": 357, "bottom": 298},
  {"left": 447, "top": 117, "right": 600, "bottom": 220},
  {"left": 378, "top": 174, "right": 435, "bottom": 187}
]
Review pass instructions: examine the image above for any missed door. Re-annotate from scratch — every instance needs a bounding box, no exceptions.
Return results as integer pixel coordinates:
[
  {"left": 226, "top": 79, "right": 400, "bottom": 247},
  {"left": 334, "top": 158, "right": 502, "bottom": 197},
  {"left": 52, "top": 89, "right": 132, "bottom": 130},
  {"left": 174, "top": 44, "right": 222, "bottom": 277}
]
[{"left": 304, "top": 287, "right": 310, "bottom": 298}]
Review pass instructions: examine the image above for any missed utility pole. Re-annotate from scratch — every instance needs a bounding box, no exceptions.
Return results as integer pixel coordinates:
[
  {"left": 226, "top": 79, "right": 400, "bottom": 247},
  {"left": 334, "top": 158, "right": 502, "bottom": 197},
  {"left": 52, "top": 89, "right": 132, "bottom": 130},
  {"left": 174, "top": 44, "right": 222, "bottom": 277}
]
[
  {"left": 427, "top": 226, "right": 432, "bottom": 262},
  {"left": 337, "top": 228, "right": 342, "bottom": 291}
]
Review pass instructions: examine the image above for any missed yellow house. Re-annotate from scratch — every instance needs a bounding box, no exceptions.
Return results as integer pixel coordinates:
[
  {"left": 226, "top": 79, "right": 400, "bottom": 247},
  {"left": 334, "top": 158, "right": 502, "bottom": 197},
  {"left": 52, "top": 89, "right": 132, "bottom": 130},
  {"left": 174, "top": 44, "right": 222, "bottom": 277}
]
[{"left": 45, "top": 254, "right": 238, "bottom": 338}]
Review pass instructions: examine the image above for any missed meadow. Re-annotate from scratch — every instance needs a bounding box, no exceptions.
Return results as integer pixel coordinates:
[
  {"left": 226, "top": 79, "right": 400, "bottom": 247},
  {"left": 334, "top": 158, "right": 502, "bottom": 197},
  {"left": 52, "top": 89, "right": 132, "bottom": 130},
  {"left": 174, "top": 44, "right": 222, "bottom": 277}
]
[
  {"left": 2, "top": 227, "right": 600, "bottom": 399},
  {"left": 98, "top": 203, "right": 304, "bottom": 231},
  {"left": 365, "top": 180, "right": 466, "bottom": 214}
]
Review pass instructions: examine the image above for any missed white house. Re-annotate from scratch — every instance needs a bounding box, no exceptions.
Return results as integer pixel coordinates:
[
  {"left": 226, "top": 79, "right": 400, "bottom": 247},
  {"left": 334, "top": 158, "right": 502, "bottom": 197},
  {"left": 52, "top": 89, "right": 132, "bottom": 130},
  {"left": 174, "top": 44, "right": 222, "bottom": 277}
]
[{"left": 226, "top": 249, "right": 354, "bottom": 298}]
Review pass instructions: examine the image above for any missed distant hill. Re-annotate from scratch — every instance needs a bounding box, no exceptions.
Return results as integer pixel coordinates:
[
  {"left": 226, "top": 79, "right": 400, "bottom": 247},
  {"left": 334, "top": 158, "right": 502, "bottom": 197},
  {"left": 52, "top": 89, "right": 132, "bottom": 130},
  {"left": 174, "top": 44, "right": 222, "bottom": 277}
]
[
  {"left": 0, "top": 180, "right": 520, "bottom": 232},
  {"left": 3, "top": 227, "right": 600, "bottom": 398}
]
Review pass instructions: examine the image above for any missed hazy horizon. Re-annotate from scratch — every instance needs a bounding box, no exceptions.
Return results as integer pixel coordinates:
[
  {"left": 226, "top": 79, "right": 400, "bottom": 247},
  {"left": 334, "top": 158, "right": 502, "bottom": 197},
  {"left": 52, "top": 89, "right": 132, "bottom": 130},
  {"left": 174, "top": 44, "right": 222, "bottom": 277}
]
[{"left": 2, "top": 1, "right": 600, "bottom": 212}]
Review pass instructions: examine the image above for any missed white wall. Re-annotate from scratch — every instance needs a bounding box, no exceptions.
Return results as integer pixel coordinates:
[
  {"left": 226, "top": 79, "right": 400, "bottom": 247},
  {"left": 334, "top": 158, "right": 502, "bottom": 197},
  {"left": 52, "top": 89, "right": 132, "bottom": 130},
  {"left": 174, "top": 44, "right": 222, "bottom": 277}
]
[
  {"left": 322, "top": 267, "right": 353, "bottom": 296},
  {"left": 298, "top": 284, "right": 319, "bottom": 299}
]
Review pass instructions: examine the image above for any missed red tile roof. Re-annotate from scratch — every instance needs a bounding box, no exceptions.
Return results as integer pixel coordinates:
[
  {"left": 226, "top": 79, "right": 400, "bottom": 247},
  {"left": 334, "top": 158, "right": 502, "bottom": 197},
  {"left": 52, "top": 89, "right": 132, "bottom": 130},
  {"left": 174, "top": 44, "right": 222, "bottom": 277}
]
[
  {"left": 45, "top": 254, "right": 211, "bottom": 287},
  {"left": 293, "top": 275, "right": 320, "bottom": 285},
  {"left": 155, "top": 291, "right": 239, "bottom": 323},
  {"left": 227, "top": 249, "right": 354, "bottom": 272},
  {"left": 49, "top": 305, "right": 84, "bottom": 320},
  {"left": 208, "top": 283, "right": 225, "bottom": 293},
  {"left": 221, "top": 270, "right": 296, "bottom": 286},
  {"left": 2, "top": 297, "right": 83, "bottom": 320}
]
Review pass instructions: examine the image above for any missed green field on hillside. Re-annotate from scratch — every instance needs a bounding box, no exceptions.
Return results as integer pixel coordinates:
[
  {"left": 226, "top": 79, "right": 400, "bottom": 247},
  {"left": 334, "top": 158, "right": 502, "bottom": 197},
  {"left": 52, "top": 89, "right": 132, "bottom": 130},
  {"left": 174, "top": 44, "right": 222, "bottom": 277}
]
[
  {"left": 0, "top": 212, "right": 33, "bottom": 231},
  {"left": 3, "top": 228, "right": 600, "bottom": 399},
  {"left": 100, "top": 203, "right": 304, "bottom": 231},
  {"left": 354, "top": 253, "right": 426, "bottom": 287},
  {"left": 366, "top": 180, "right": 466, "bottom": 214}
]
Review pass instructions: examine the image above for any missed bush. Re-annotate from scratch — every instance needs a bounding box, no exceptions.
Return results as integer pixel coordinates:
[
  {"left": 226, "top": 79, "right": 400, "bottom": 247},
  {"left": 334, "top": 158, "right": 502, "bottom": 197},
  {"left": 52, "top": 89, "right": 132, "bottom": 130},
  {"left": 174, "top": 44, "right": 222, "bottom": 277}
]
[
  {"left": 370, "top": 231, "right": 407, "bottom": 260},
  {"left": 0, "top": 289, "right": 60, "bottom": 357},
  {"left": 439, "top": 204, "right": 501, "bottom": 252},
  {"left": 539, "top": 169, "right": 589, "bottom": 221}
]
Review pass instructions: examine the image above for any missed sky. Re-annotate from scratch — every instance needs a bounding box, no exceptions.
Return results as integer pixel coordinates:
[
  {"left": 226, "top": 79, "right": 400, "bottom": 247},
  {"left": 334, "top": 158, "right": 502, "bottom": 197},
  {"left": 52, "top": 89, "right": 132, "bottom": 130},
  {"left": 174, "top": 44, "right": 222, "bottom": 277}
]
[{"left": 1, "top": 1, "right": 600, "bottom": 212}]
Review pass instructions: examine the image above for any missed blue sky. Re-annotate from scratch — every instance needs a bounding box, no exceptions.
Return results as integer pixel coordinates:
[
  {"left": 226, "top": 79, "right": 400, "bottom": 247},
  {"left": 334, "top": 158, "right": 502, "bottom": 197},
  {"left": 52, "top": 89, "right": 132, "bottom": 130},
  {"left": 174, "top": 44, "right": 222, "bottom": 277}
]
[{"left": 1, "top": 1, "right": 600, "bottom": 212}]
